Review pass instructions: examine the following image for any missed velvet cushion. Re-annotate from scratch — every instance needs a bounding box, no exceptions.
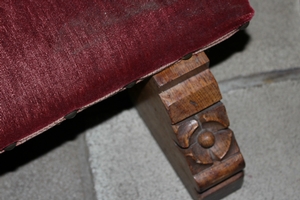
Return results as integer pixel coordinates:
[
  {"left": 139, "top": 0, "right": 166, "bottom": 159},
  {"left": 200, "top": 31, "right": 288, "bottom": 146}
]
[{"left": 0, "top": 0, "right": 254, "bottom": 152}]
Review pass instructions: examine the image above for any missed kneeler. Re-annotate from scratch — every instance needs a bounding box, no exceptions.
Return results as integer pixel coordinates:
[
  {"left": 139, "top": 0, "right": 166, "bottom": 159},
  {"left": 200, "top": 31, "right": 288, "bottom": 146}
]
[{"left": 0, "top": 1, "right": 254, "bottom": 199}]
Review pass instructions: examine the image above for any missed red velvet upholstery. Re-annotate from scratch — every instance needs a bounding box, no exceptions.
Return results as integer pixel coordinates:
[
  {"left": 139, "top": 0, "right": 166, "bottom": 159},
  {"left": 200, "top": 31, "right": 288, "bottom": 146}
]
[{"left": 0, "top": 0, "right": 254, "bottom": 151}]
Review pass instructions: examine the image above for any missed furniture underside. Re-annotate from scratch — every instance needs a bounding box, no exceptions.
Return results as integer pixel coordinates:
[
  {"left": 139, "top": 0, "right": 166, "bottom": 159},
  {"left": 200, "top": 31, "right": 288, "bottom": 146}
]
[{"left": 0, "top": 1, "right": 254, "bottom": 198}]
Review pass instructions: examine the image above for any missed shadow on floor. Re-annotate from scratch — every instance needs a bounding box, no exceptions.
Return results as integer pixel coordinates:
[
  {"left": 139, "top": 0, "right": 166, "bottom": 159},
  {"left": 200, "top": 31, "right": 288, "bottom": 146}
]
[
  {"left": 0, "top": 91, "right": 133, "bottom": 176},
  {"left": 205, "top": 30, "right": 251, "bottom": 68}
]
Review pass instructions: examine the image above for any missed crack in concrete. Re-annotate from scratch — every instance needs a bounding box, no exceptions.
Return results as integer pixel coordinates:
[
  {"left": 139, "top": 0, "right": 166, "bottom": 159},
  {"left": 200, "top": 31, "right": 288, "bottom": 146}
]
[{"left": 218, "top": 68, "right": 300, "bottom": 93}]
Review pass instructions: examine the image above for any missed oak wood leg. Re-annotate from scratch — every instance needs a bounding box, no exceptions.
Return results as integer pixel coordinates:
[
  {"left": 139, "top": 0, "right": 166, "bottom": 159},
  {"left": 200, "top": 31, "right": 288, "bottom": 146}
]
[{"left": 130, "top": 52, "right": 245, "bottom": 200}]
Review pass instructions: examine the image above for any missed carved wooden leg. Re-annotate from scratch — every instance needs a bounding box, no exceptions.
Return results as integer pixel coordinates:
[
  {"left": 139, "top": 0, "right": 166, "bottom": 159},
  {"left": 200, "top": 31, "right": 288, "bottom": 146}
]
[{"left": 130, "top": 52, "right": 245, "bottom": 200}]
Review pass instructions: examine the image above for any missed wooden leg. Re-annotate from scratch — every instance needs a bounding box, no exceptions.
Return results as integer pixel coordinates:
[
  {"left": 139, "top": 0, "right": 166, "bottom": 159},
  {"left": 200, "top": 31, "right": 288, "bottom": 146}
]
[{"left": 130, "top": 52, "right": 245, "bottom": 200}]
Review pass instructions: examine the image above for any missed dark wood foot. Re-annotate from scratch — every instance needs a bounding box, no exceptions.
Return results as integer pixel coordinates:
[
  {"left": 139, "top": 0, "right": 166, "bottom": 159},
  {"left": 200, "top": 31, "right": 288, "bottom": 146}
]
[{"left": 130, "top": 52, "right": 245, "bottom": 200}]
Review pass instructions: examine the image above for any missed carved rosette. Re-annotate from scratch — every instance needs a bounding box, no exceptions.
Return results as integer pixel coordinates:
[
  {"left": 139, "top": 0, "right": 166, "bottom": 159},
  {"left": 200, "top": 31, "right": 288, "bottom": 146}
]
[
  {"left": 172, "top": 102, "right": 244, "bottom": 191},
  {"left": 186, "top": 128, "right": 232, "bottom": 165}
]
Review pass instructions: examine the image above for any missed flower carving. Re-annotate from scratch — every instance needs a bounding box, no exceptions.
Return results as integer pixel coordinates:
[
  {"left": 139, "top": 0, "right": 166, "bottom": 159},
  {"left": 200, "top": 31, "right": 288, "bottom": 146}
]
[
  {"left": 185, "top": 128, "right": 232, "bottom": 164},
  {"left": 172, "top": 103, "right": 233, "bottom": 165}
]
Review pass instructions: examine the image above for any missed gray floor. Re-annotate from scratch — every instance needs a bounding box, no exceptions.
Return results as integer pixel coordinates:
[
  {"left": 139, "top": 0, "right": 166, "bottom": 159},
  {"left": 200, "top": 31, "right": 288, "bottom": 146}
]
[{"left": 0, "top": 0, "right": 299, "bottom": 199}]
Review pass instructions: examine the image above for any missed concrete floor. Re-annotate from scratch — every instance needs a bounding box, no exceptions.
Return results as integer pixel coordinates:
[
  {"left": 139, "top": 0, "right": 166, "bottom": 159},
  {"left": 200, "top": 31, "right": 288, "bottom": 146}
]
[{"left": 0, "top": 0, "right": 299, "bottom": 199}]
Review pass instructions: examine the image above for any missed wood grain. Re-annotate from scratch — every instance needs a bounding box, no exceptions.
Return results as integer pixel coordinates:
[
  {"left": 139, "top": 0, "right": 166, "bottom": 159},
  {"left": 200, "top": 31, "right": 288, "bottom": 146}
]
[
  {"left": 130, "top": 78, "right": 201, "bottom": 198},
  {"left": 199, "top": 171, "right": 244, "bottom": 200},
  {"left": 159, "top": 69, "right": 222, "bottom": 124},
  {"left": 154, "top": 52, "right": 209, "bottom": 91}
]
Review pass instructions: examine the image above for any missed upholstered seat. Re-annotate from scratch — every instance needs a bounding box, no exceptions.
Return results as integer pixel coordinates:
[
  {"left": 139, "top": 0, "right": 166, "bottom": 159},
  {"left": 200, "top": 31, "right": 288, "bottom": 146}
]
[{"left": 0, "top": 0, "right": 253, "bottom": 152}]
